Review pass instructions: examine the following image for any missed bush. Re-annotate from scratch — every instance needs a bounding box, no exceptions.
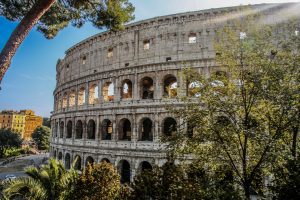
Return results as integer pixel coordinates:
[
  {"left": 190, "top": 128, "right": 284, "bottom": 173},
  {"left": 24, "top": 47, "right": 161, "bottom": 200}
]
[{"left": 2, "top": 147, "right": 21, "bottom": 158}]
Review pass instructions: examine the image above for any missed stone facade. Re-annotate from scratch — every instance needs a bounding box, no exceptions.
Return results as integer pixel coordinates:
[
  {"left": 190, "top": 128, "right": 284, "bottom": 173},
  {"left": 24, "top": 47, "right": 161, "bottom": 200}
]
[{"left": 50, "top": 3, "right": 297, "bottom": 182}]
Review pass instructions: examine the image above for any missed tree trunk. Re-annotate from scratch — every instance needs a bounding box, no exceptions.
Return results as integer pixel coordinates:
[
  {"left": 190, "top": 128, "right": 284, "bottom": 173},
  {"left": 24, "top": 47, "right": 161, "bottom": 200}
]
[
  {"left": 244, "top": 182, "right": 251, "bottom": 200},
  {"left": 0, "top": 0, "right": 56, "bottom": 89}
]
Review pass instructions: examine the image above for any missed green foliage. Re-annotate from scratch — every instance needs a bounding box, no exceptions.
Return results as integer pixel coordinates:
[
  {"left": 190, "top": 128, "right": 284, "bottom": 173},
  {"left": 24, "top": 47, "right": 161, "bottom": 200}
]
[
  {"left": 69, "top": 162, "right": 121, "bottom": 200},
  {"left": 42, "top": 118, "right": 51, "bottom": 128},
  {"left": 3, "top": 158, "right": 78, "bottom": 200},
  {"left": 271, "top": 157, "right": 300, "bottom": 199},
  {"left": 32, "top": 126, "right": 50, "bottom": 150},
  {"left": 0, "top": 129, "right": 23, "bottom": 158},
  {"left": 0, "top": 0, "right": 135, "bottom": 39},
  {"left": 130, "top": 161, "right": 241, "bottom": 200},
  {"left": 166, "top": 13, "right": 300, "bottom": 199},
  {"left": 2, "top": 147, "right": 22, "bottom": 158}
]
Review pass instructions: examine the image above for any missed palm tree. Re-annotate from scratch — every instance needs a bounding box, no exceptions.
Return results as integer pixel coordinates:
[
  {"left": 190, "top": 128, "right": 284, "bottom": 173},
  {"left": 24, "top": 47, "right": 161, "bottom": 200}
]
[{"left": 3, "top": 158, "right": 78, "bottom": 200}]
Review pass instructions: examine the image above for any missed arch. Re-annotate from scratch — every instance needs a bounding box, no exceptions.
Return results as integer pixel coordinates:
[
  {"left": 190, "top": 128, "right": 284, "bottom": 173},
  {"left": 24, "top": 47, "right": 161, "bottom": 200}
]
[
  {"left": 118, "top": 118, "right": 131, "bottom": 141},
  {"left": 118, "top": 160, "right": 131, "bottom": 183},
  {"left": 65, "top": 153, "right": 71, "bottom": 169},
  {"left": 66, "top": 121, "right": 72, "bottom": 138},
  {"left": 74, "top": 155, "right": 82, "bottom": 170},
  {"left": 102, "top": 119, "right": 112, "bottom": 140},
  {"left": 188, "top": 81, "right": 202, "bottom": 97},
  {"left": 187, "top": 121, "right": 195, "bottom": 138},
  {"left": 59, "top": 121, "right": 64, "bottom": 138},
  {"left": 139, "top": 161, "right": 153, "bottom": 172},
  {"left": 86, "top": 156, "right": 95, "bottom": 166},
  {"left": 53, "top": 150, "right": 57, "bottom": 158},
  {"left": 163, "top": 117, "right": 177, "bottom": 136},
  {"left": 87, "top": 119, "right": 96, "bottom": 139},
  {"left": 121, "top": 79, "right": 133, "bottom": 99},
  {"left": 58, "top": 152, "right": 63, "bottom": 160},
  {"left": 55, "top": 122, "right": 58, "bottom": 137},
  {"left": 69, "top": 90, "right": 76, "bottom": 107},
  {"left": 141, "top": 77, "right": 154, "bottom": 99},
  {"left": 89, "top": 84, "right": 99, "bottom": 104},
  {"left": 103, "top": 82, "right": 114, "bottom": 102},
  {"left": 62, "top": 92, "right": 68, "bottom": 108},
  {"left": 75, "top": 120, "right": 83, "bottom": 139},
  {"left": 78, "top": 87, "right": 86, "bottom": 106},
  {"left": 163, "top": 75, "right": 177, "bottom": 98},
  {"left": 101, "top": 158, "right": 110, "bottom": 163},
  {"left": 140, "top": 118, "right": 153, "bottom": 141}
]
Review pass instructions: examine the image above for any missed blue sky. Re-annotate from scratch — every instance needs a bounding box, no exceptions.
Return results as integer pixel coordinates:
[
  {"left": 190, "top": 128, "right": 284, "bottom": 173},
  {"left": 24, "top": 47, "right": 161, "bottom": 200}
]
[{"left": 0, "top": 0, "right": 297, "bottom": 117}]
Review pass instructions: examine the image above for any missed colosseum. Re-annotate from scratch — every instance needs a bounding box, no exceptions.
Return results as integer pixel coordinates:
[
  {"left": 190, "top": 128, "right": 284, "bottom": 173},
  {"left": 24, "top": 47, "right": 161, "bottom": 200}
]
[{"left": 50, "top": 3, "right": 297, "bottom": 182}]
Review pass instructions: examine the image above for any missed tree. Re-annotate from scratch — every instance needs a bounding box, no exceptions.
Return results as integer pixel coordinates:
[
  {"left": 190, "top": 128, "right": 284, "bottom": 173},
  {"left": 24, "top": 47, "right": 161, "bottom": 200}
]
[
  {"left": 271, "top": 157, "right": 300, "bottom": 199},
  {"left": 130, "top": 160, "right": 240, "bottom": 200},
  {"left": 42, "top": 117, "right": 51, "bottom": 128},
  {"left": 0, "top": 0, "right": 135, "bottom": 88},
  {"left": 0, "top": 129, "right": 23, "bottom": 158},
  {"left": 3, "top": 158, "right": 78, "bottom": 200},
  {"left": 32, "top": 126, "right": 50, "bottom": 150},
  {"left": 69, "top": 162, "right": 121, "bottom": 200},
  {"left": 166, "top": 13, "right": 299, "bottom": 199}
]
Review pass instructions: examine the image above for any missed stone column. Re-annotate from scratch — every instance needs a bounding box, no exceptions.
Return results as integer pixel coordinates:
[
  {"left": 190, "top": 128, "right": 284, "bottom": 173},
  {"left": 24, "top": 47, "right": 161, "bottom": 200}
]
[
  {"left": 83, "top": 115, "right": 87, "bottom": 146},
  {"left": 154, "top": 72, "right": 161, "bottom": 100},
  {"left": 85, "top": 82, "right": 89, "bottom": 106},
  {"left": 114, "top": 78, "right": 120, "bottom": 102},
  {"left": 154, "top": 113, "right": 159, "bottom": 142},
  {"left": 72, "top": 116, "right": 75, "bottom": 145},
  {"left": 63, "top": 117, "right": 67, "bottom": 143},
  {"left": 133, "top": 72, "right": 139, "bottom": 100},
  {"left": 96, "top": 115, "right": 100, "bottom": 143},
  {"left": 98, "top": 80, "right": 103, "bottom": 103},
  {"left": 75, "top": 86, "right": 79, "bottom": 109},
  {"left": 132, "top": 114, "right": 138, "bottom": 142},
  {"left": 112, "top": 114, "right": 117, "bottom": 141}
]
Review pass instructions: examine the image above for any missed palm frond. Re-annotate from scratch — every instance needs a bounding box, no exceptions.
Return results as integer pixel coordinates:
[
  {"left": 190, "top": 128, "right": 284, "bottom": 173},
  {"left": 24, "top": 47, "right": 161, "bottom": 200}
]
[{"left": 3, "top": 177, "right": 47, "bottom": 200}]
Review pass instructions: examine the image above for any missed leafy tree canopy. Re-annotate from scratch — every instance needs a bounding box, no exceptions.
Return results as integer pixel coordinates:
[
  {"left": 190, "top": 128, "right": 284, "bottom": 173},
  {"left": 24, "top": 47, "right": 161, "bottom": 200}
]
[
  {"left": 0, "top": 129, "right": 23, "bottom": 148},
  {"left": 0, "top": 0, "right": 135, "bottom": 39},
  {"left": 32, "top": 126, "right": 50, "bottom": 150},
  {"left": 3, "top": 158, "right": 78, "bottom": 200},
  {"left": 69, "top": 162, "right": 121, "bottom": 200},
  {"left": 166, "top": 13, "right": 300, "bottom": 199}
]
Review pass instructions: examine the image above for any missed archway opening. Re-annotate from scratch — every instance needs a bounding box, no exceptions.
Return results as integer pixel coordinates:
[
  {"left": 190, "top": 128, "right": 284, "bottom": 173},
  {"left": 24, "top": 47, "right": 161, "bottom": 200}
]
[
  {"left": 65, "top": 153, "right": 71, "bottom": 169},
  {"left": 74, "top": 155, "right": 82, "bottom": 170},
  {"left": 140, "top": 118, "right": 153, "bottom": 141},
  {"left": 119, "top": 119, "right": 131, "bottom": 141},
  {"left": 58, "top": 152, "right": 62, "bottom": 160},
  {"left": 119, "top": 160, "right": 131, "bottom": 183},
  {"left": 121, "top": 80, "right": 133, "bottom": 99},
  {"left": 163, "top": 117, "right": 177, "bottom": 136},
  {"left": 141, "top": 77, "right": 154, "bottom": 99},
  {"left": 62, "top": 92, "right": 68, "bottom": 108},
  {"left": 69, "top": 90, "right": 76, "bottom": 107},
  {"left": 103, "top": 82, "right": 114, "bottom": 102},
  {"left": 78, "top": 87, "right": 86, "bottom": 106},
  {"left": 163, "top": 75, "right": 177, "bottom": 98},
  {"left": 140, "top": 161, "right": 152, "bottom": 172},
  {"left": 86, "top": 156, "right": 94, "bottom": 167},
  {"left": 101, "top": 158, "right": 110, "bottom": 163},
  {"left": 66, "top": 121, "right": 72, "bottom": 138},
  {"left": 87, "top": 119, "right": 96, "bottom": 140},
  {"left": 102, "top": 119, "right": 112, "bottom": 140},
  {"left": 188, "top": 81, "right": 202, "bottom": 97},
  {"left": 59, "top": 121, "right": 64, "bottom": 138},
  {"left": 89, "top": 84, "right": 98, "bottom": 104},
  {"left": 75, "top": 120, "right": 83, "bottom": 139}
]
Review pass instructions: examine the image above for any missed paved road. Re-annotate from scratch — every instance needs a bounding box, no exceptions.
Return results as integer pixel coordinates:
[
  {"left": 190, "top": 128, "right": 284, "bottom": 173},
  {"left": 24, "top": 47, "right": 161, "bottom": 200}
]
[{"left": 0, "top": 171, "right": 27, "bottom": 180}]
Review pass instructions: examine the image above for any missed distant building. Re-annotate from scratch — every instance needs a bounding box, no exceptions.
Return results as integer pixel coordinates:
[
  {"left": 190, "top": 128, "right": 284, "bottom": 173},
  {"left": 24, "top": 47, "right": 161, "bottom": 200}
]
[
  {"left": 0, "top": 110, "right": 42, "bottom": 140},
  {"left": 0, "top": 110, "right": 26, "bottom": 137},
  {"left": 20, "top": 110, "right": 43, "bottom": 140}
]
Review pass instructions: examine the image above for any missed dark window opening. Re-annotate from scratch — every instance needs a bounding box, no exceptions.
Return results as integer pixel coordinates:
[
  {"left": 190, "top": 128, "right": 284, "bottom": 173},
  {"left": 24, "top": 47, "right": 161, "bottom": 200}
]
[
  {"left": 120, "top": 160, "right": 131, "bottom": 183},
  {"left": 102, "top": 119, "right": 112, "bottom": 140},
  {"left": 163, "top": 117, "right": 177, "bottom": 136},
  {"left": 119, "top": 119, "right": 131, "bottom": 141},
  {"left": 87, "top": 120, "right": 96, "bottom": 139},
  {"left": 66, "top": 121, "right": 72, "bottom": 138},
  {"left": 141, "top": 118, "right": 153, "bottom": 141},
  {"left": 75, "top": 120, "right": 83, "bottom": 139},
  {"left": 141, "top": 77, "right": 154, "bottom": 99}
]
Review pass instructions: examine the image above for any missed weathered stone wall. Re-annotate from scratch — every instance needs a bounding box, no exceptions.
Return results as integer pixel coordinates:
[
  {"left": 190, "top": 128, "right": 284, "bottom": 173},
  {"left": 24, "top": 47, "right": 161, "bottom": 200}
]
[{"left": 51, "top": 3, "right": 298, "bottom": 181}]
